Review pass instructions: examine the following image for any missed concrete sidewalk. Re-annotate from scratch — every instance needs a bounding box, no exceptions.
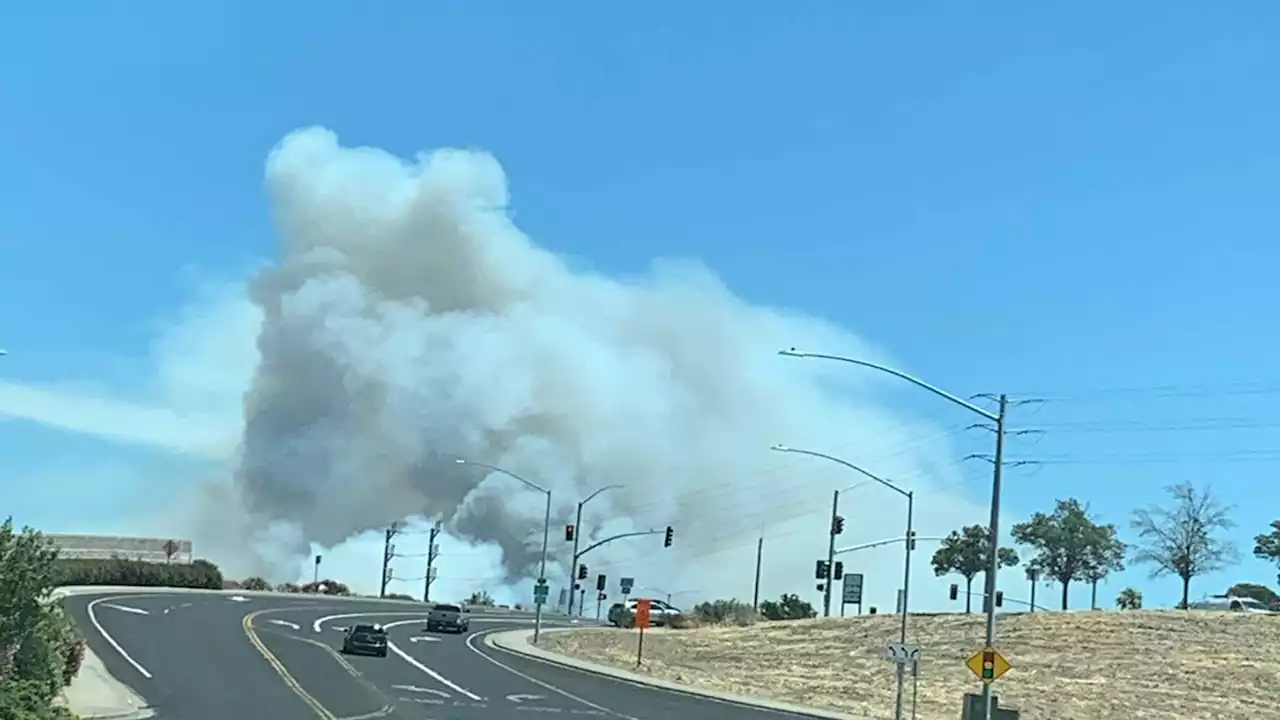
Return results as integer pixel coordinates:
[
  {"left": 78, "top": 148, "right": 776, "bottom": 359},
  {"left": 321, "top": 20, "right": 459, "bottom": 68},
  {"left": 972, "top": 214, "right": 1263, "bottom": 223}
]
[{"left": 56, "top": 646, "right": 154, "bottom": 720}]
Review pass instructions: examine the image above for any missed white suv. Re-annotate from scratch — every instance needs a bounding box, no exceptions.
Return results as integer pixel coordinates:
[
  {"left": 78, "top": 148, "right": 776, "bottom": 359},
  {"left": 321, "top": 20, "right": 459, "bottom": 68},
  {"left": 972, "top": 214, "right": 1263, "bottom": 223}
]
[{"left": 608, "top": 598, "right": 682, "bottom": 627}]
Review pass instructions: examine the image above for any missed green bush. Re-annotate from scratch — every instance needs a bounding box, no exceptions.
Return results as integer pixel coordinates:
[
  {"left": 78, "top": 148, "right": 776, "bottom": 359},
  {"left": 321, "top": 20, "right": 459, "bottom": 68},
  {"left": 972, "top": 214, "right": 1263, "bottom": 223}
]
[
  {"left": 53, "top": 557, "right": 223, "bottom": 589},
  {"left": 689, "top": 599, "right": 760, "bottom": 627},
  {"left": 0, "top": 518, "right": 86, "bottom": 718},
  {"left": 759, "top": 593, "right": 817, "bottom": 621},
  {"left": 241, "top": 577, "right": 271, "bottom": 591}
]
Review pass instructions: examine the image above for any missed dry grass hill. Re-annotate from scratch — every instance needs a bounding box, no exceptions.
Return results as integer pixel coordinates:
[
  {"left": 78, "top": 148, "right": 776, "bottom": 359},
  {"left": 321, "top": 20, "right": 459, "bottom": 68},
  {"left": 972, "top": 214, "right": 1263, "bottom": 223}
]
[{"left": 543, "top": 610, "right": 1280, "bottom": 720}]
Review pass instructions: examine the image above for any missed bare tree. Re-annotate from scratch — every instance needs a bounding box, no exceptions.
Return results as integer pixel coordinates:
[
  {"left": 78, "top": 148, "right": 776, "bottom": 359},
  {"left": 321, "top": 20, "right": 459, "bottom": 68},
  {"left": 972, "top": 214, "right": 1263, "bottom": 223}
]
[{"left": 1130, "top": 482, "right": 1238, "bottom": 609}]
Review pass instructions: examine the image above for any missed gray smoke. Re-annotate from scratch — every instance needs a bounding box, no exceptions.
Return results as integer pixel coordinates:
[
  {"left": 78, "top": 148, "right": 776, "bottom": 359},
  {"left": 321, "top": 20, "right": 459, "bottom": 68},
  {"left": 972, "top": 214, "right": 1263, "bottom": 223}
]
[{"left": 223, "top": 126, "right": 977, "bottom": 594}]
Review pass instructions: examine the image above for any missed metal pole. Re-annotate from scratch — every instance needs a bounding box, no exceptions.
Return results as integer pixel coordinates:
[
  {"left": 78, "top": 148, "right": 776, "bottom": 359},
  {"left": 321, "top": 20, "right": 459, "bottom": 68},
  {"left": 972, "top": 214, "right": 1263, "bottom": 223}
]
[
  {"left": 893, "top": 491, "right": 915, "bottom": 720},
  {"left": 533, "top": 490, "right": 551, "bottom": 644},
  {"left": 423, "top": 524, "right": 440, "bottom": 602},
  {"left": 568, "top": 500, "right": 583, "bottom": 616},
  {"left": 753, "top": 536, "right": 764, "bottom": 611},
  {"left": 824, "top": 489, "right": 839, "bottom": 617},
  {"left": 981, "top": 395, "right": 1007, "bottom": 720}
]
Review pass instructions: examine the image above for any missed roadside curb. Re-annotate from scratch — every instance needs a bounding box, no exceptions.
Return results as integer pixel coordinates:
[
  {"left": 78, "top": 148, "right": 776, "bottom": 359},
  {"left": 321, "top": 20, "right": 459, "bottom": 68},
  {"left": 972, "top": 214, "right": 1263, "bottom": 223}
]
[{"left": 486, "top": 628, "right": 869, "bottom": 720}]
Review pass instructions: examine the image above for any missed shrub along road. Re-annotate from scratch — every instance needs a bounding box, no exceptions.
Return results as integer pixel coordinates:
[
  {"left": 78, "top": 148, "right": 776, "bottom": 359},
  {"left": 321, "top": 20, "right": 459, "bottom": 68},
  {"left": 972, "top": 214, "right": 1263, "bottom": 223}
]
[{"left": 59, "top": 589, "right": 843, "bottom": 720}]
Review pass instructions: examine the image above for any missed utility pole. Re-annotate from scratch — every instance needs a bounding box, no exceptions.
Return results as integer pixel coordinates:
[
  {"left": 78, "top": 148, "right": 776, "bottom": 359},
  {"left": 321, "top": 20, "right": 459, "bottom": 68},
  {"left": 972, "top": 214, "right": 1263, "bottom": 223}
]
[
  {"left": 423, "top": 522, "right": 441, "bottom": 602},
  {"left": 823, "top": 489, "right": 839, "bottom": 617},
  {"left": 1027, "top": 568, "right": 1038, "bottom": 613},
  {"left": 379, "top": 522, "right": 399, "bottom": 599},
  {"left": 752, "top": 535, "right": 764, "bottom": 611},
  {"left": 980, "top": 394, "right": 1008, "bottom": 720}
]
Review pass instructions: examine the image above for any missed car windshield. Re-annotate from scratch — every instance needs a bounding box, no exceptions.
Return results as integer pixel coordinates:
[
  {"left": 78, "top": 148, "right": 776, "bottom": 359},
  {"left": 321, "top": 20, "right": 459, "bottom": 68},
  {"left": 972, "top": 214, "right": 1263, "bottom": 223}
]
[
  {"left": 435, "top": 604, "right": 461, "bottom": 613},
  {"left": 352, "top": 624, "right": 385, "bottom": 634}
]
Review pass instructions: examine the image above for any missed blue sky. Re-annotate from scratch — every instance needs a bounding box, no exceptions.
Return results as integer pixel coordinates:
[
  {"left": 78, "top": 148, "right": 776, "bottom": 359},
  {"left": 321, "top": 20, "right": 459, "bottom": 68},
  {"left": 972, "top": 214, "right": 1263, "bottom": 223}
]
[{"left": 2, "top": 2, "right": 1278, "bottom": 608}]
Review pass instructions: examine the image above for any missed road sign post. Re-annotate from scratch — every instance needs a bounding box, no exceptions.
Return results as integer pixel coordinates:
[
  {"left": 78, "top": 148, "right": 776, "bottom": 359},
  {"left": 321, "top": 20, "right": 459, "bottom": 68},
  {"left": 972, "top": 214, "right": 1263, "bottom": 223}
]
[
  {"left": 634, "top": 598, "right": 652, "bottom": 668},
  {"left": 842, "top": 572, "right": 864, "bottom": 614},
  {"left": 620, "top": 577, "right": 634, "bottom": 596},
  {"left": 533, "top": 577, "right": 549, "bottom": 607}
]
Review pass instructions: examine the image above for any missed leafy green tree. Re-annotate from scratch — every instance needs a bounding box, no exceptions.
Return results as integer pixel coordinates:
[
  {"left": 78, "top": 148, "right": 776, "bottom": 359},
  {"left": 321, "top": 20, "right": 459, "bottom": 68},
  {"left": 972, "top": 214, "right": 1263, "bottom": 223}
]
[
  {"left": 1131, "top": 482, "right": 1238, "bottom": 609},
  {"left": 1012, "top": 498, "right": 1119, "bottom": 611},
  {"left": 930, "top": 524, "right": 1020, "bottom": 613},
  {"left": 467, "top": 590, "right": 496, "bottom": 607},
  {"left": 1115, "top": 587, "right": 1142, "bottom": 610},
  {"left": 0, "top": 518, "right": 85, "bottom": 717},
  {"left": 758, "top": 593, "right": 816, "bottom": 621},
  {"left": 241, "top": 576, "right": 271, "bottom": 591},
  {"left": 1253, "top": 520, "right": 1280, "bottom": 585},
  {"left": 1081, "top": 525, "right": 1127, "bottom": 610},
  {"left": 1226, "top": 582, "right": 1280, "bottom": 610}
]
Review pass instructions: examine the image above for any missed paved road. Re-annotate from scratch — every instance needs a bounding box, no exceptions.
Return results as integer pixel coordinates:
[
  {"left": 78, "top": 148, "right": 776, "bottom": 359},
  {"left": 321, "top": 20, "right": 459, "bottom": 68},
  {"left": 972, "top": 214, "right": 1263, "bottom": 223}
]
[{"left": 62, "top": 590, "right": 829, "bottom": 720}]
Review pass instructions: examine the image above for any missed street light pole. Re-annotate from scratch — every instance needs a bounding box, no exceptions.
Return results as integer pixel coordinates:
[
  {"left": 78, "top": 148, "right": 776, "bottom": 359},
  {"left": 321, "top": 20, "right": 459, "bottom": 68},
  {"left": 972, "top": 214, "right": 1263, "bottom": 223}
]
[
  {"left": 772, "top": 444, "right": 915, "bottom": 720},
  {"left": 455, "top": 459, "right": 552, "bottom": 644},
  {"left": 567, "top": 484, "right": 623, "bottom": 617},
  {"left": 779, "top": 349, "right": 1007, "bottom": 720}
]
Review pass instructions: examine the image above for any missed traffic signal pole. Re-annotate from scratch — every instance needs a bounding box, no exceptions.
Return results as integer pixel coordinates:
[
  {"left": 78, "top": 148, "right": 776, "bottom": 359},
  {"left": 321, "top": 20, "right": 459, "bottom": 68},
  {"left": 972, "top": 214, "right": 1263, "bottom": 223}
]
[
  {"left": 823, "top": 489, "right": 839, "bottom": 617},
  {"left": 567, "top": 502, "right": 584, "bottom": 616}
]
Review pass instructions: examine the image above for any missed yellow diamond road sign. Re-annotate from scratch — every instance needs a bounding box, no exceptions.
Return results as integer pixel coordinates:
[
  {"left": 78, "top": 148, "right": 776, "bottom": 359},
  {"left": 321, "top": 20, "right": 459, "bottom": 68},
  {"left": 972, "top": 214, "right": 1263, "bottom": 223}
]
[{"left": 966, "top": 646, "right": 1011, "bottom": 684}]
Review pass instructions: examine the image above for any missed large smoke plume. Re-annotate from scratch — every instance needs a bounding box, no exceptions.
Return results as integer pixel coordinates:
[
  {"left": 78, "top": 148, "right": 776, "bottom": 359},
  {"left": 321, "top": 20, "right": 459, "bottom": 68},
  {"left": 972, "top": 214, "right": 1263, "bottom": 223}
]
[{"left": 197, "top": 126, "right": 983, "bottom": 602}]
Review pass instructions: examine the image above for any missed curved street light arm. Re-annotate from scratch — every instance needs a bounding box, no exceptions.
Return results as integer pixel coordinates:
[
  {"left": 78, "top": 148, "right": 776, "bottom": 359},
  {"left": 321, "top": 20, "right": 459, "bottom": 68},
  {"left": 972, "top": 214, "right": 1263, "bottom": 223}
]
[
  {"left": 778, "top": 349, "right": 997, "bottom": 422},
  {"left": 576, "top": 529, "right": 663, "bottom": 559},
  {"left": 455, "top": 459, "right": 550, "bottom": 495},
  {"left": 770, "top": 445, "right": 908, "bottom": 499},
  {"left": 581, "top": 484, "right": 624, "bottom": 508}
]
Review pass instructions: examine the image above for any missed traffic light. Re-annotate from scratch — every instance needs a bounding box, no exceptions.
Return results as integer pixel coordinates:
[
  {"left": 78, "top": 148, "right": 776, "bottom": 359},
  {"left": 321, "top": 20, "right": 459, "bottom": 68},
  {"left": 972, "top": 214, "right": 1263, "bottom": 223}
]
[
  {"left": 949, "top": 583, "right": 958, "bottom": 601},
  {"left": 832, "top": 561, "right": 844, "bottom": 580},
  {"left": 995, "top": 591, "right": 1004, "bottom": 608},
  {"left": 663, "top": 526, "right": 674, "bottom": 547},
  {"left": 832, "top": 515, "right": 845, "bottom": 535},
  {"left": 981, "top": 650, "right": 996, "bottom": 680},
  {"left": 577, "top": 564, "right": 588, "bottom": 580},
  {"left": 565, "top": 524, "right": 575, "bottom": 542},
  {"left": 598, "top": 592, "right": 606, "bottom": 601},
  {"left": 814, "top": 559, "right": 830, "bottom": 579},
  {"left": 596, "top": 573, "right": 607, "bottom": 592},
  {"left": 816, "top": 583, "right": 825, "bottom": 592}
]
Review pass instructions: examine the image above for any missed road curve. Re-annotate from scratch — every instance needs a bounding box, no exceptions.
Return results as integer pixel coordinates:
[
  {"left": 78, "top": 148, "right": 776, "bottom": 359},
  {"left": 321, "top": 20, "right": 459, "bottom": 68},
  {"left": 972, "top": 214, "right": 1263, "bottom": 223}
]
[{"left": 62, "top": 590, "right": 830, "bottom": 720}]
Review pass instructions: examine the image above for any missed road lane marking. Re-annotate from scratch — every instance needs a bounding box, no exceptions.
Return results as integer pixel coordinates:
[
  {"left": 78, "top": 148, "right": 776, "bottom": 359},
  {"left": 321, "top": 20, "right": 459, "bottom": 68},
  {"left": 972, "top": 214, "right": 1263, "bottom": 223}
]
[
  {"left": 243, "top": 610, "right": 336, "bottom": 720},
  {"left": 378, "top": 618, "right": 482, "bottom": 701},
  {"left": 391, "top": 684, "right": 450, "bottom": 697},
  {"left": 102, "top": 603, "right": 150, "bottom": 616},
  {"left": 407, "top": 636, "right": 440, "bottom": 643},
  {"left": 312, "top": 611, "right": 434, "bottom": 633},
  {"left": 245, "top": 606, "right": 396, "bottom": 720},
  {"left": 464, "top": 628, "right": 638, "bottom": 720},
  {"left": 269, "top": 619, "right": 302, "bottom": 630},
  {"left": 86, "top": 595, "right": 155, "bottom": 679}
]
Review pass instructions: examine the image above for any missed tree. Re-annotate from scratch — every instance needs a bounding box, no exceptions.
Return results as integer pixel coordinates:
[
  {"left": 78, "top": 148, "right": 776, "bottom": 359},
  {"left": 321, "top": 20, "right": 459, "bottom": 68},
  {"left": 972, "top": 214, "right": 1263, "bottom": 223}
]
[
  {"left": 1130, "top": 482, "right": 1238, "bottom": 609},
  {"left": 0, "top": 518, "right": 85, "bottom": 718},
  {"left": 1011, "top": 498, "right": 1118, "bottom": 611},
  {"left": 1081, "top": 525, "right": 1127, "bottom": 610},
  {"left": 1226, "top": 583, "right": 1280, "bottom": 610},
  {"left": 1253, "top": 520, "right": 1280, "bottom": 584},
  {"left": 1116, "top": 587, "right": 1142, "bottom": 610},
  {"left": 467, "top": 590, "right": 495, "bottom": 607},
  {"left": 930, "top": 524, "right": 1020, "bottom": 613},
  {"left": 241, "top": 577, "right": 271, "bottom": 591},
  {"left": 758, "top": 593, "right": 816, "bottom": 621}
]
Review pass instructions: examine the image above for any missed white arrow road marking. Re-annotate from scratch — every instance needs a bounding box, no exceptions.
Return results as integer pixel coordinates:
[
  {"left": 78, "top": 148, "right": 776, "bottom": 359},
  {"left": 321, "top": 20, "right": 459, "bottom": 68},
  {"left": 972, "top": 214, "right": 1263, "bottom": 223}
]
[
  {"left": 391, "top": 685, "right": 450, "bottom": 697},
  {"left": 506, "top": 693, "right": 545, "bottom": 703},
  {"left": 227, "top": 596, "right": 250, "bottom": 603},
  {"left": 102, "top": 603, "right": 149, "bottom": 616},
  {"left": 268, "top": 619, "right": 301, "bottom": 630},
  {"left": 408, "top": 636, "right": 440, "bottom": 643}
]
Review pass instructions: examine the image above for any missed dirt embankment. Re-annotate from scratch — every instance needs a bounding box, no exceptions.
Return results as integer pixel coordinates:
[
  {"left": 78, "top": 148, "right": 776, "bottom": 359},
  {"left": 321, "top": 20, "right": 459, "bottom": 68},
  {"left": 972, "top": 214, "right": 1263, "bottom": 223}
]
[{"left": 543, "top": 610, "right": 1280, "bottom": 720}]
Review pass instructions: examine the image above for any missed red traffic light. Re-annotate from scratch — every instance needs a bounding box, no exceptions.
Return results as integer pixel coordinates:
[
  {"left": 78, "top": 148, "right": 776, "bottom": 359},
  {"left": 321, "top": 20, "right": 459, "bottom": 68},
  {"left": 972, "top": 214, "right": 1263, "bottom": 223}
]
[{"left": 565, "top": 524, "right": 575, "bottom": 542}]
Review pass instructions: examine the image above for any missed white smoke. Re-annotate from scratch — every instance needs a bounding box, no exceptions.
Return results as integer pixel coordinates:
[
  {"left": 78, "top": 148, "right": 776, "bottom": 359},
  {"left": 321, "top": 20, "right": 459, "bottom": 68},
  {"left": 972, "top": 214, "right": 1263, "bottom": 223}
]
[{"left": 3, "top": 126, "right": 1002, "bottom": 610}]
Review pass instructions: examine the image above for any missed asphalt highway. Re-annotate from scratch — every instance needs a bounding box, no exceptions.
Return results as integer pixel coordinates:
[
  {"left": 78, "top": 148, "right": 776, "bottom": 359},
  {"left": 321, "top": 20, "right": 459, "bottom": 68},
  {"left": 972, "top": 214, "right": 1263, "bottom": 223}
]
[{"left": 62, "top": 590, "right": 830, "bottom": 720}]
